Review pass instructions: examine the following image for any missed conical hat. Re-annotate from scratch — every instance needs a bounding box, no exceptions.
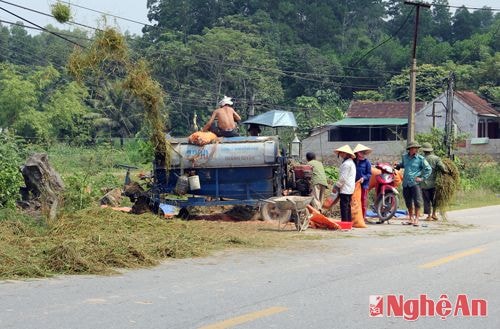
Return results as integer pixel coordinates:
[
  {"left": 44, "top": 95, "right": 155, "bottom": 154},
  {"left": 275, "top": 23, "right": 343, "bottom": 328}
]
[
  {"left": 334, "top": 145, "right": 355, "bottom": 158},
  {"left": 353, "top": 143, "right": 372, "bottom": 155}
]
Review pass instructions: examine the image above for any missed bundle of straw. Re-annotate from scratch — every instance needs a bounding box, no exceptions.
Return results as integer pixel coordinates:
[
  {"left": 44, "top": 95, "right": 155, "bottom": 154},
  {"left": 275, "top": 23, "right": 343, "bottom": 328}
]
[
  {"left": 51, "top": 2, "right": 71, "bottom": 23},
  {"left": 435, "top": 158, "right": 460, "bottom": 218}
]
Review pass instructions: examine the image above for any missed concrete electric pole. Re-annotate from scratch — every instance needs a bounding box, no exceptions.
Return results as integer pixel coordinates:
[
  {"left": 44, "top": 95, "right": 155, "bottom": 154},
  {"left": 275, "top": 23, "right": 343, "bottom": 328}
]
[{"left": 405, "top": 1, "right": 430, "bottom": 144}]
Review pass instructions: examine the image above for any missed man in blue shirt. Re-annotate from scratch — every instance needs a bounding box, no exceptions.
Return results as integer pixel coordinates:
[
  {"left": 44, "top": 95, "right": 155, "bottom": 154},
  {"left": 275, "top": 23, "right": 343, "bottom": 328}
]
[{"left": 395, "top": 141, "right": 432, "bottom": 226}]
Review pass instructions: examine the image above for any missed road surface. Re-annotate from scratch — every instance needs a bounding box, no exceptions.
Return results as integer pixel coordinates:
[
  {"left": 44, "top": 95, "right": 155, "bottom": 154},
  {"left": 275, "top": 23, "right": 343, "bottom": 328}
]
[{"left": 1, "top": 205, "right": 499, "bottom": 328}]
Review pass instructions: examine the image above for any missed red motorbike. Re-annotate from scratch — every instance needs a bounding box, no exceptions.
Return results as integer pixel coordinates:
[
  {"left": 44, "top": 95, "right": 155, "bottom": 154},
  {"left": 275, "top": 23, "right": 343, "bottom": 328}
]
[{"left": 373, "top": 162, "right": 400, "bottom": 223}]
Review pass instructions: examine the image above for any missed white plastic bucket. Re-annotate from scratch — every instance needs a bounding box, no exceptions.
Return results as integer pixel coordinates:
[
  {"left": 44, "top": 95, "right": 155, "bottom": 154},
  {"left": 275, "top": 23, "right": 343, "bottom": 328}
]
[{"left": 188, "top": 175, "right": 201, "bottom": 190}]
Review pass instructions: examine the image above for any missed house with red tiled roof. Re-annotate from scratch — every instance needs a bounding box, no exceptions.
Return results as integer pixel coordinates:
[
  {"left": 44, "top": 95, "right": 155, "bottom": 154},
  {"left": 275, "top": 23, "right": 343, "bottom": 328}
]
[
  {"left": 416, "top": 91, "right": 499, "bottom": 139},
  {"left": 329, "top": 101, "right": 426, "bottom": 141},
  {"left": 302, "top": 93, "right": 499, "bottom": 164},
  {"left": 302, "top": 100, "right": 426, "bottom": 163}
]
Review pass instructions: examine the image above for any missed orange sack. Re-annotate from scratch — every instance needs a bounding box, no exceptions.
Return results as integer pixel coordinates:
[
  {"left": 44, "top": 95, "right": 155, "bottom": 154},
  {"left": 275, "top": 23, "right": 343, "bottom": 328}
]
[
  {"left": 351, "top": 180, "right": 367, "bottom": 228},
  {"left": 188, "top": 131, "right": 218, "bottom": 146},
  {"left": 306, "top": 205, "right": 340, "bottom": 230}
]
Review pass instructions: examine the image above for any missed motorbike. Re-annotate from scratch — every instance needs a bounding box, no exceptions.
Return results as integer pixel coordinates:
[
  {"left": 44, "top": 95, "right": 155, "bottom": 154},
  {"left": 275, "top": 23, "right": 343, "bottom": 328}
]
[{"left": 373, "top": 162, "right": 399, "bottom": 223}]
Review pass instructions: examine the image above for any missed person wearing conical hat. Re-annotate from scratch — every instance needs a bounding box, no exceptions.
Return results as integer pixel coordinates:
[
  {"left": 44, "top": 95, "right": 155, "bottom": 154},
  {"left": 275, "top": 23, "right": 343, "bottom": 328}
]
[
  {"left": 202, "top": 96, "right": 241, "bottom": 137},
  {"left": 420, "top": 142, "right": 447, "bottom": 221},
  {"left": 395, "top": 141, "right": 432, "bottom": 226},
  {"left": 333, "top": 145, "right": 356, "bottom": 222},
  {"left": 353, "top": 144, "right": 372, "bottom": 220}
]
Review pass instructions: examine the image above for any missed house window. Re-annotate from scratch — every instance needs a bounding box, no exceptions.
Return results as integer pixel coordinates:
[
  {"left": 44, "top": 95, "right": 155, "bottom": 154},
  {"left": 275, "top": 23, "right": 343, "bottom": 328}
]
[
  {"left": 478, "top": 119, "right": 486, "bottom": 138},
  {"left": 328, "top": 126, "right": 406, "bottom": 141},
  {"left": 487, "top": 120, "right": 498, "bottom": 139}
]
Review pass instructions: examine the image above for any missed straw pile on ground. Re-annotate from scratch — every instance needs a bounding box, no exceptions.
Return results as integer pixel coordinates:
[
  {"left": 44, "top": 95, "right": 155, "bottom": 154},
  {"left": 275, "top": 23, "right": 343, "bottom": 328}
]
[
  {"left": 435, "top": 158, "right": 460, "bottom": 218},
  {"left": 0, "top": 208, "right": 287, "bottom": 279}
]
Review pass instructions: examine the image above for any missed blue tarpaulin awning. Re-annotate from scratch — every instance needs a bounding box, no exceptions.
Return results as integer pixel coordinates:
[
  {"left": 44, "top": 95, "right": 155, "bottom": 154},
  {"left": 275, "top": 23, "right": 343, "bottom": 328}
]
[{"left": 243, "top": 110, "right": 297, "bottom": 128}]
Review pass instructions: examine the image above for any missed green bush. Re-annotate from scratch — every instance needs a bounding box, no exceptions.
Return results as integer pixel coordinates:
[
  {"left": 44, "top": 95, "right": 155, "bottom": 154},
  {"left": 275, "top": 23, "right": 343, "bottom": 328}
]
[
  {"left": 476, "top": 163, "right": 500, "bottom": 193},
  {"left": 454, "top": 155, "right": 500, "bottom": 193},
  {"left": 324, "top": 166, "right": 339, "bottom": 185},
  {"left": 0, "top": 132, "right": 24, "bottom": 209},
  {"left": 124, "top": 139, "right": 154, "bottom": 164}
]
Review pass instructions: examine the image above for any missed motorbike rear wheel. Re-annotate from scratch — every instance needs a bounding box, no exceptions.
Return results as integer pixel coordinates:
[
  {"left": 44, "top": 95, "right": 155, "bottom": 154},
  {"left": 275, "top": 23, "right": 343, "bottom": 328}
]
[{"left": 376, "top": 192, "right": 398, "bottom": 223}]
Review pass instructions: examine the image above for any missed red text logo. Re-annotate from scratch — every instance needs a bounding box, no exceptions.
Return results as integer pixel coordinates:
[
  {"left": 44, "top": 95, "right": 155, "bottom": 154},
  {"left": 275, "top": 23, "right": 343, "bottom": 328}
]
[{"left": 369, "top": 294, "right": 487, "bottom": 321}]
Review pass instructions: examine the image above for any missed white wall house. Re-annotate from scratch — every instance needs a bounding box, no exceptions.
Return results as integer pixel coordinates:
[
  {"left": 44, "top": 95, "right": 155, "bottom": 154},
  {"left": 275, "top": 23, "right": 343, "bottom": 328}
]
[
  {"left": 302, "top": 92, "right": 499, "bottom": 163},
  {"left": 301, "top": 101, "right": 425, "bottom": 164},
  {"left": 416, "top": 91, "right": 499, "bottom": 139}
]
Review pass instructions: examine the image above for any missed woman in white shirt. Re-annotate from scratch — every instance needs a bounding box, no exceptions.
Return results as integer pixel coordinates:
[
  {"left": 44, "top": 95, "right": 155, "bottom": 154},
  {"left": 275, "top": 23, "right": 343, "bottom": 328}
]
[{"left": 334, "top": 145, "right": 356, "bottom": 222}]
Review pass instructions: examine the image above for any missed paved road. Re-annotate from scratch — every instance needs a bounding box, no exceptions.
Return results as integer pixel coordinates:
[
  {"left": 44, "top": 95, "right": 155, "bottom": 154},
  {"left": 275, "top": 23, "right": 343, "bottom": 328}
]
[{"left": 1, "top": 205, "right": 499, "bottom": 329}]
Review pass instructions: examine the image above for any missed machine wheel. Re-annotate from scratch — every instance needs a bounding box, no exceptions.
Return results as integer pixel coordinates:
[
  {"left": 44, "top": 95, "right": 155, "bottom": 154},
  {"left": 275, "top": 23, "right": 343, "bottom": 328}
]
[
  {"left": 376, "top": 193, "right": 399, "bottom": 223},
  {"left": 178, "top": 207, "right": 190, "bottom": 220},
  {"left": 294, "top": 209, "right": 310, "bottom": 231},
  {"left": 260, "top": 202, "right": 292, "bottom": 223}
]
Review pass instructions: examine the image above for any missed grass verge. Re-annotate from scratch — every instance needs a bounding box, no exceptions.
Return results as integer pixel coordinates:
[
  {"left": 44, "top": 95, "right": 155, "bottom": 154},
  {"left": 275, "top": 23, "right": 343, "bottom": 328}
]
[{"left": 449, "top": 189, "right": 500, "bottom": 211}]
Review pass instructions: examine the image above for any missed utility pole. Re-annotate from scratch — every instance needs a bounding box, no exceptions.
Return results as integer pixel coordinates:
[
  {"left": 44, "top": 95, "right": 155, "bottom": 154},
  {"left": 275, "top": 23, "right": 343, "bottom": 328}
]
[
  {"left": 444, "top": 72, "right": 455, "bottom": 158},
  {"left": 428, "top": 103, "right": 443, "bottom": 128},
  {"left": 405, "top": 1, "right": 430, "bottom": 144}
]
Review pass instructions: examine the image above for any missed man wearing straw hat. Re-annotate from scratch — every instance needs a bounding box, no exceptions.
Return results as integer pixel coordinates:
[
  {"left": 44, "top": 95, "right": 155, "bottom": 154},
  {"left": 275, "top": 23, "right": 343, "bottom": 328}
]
[
  {"left": 420, "top": 142, "right": 447, "bottom": 221},
  {"left": 203, "top": 96, "right": 241, "bottom": 137},
  {"left": 395, "top": 141, "right": 432, "bottom": 226},
  {"left": 353, "top": 144, "right": 372, "bottom": 220},
  {"left": 333, "top": 145, "right": 356, "bottom": 222}
]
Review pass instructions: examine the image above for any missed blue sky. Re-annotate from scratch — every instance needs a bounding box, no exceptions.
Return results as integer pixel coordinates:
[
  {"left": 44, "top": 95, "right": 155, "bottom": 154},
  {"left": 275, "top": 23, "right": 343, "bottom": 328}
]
[{"left": 0, "top": 1, "right": 498, "bottom": 37}]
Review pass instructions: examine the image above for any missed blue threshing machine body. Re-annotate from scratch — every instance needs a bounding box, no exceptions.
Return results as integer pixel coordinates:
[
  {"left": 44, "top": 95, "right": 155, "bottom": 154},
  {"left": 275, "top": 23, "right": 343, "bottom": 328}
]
[{"left": 152, "top": 136, "right": 285, "bottom": 208}]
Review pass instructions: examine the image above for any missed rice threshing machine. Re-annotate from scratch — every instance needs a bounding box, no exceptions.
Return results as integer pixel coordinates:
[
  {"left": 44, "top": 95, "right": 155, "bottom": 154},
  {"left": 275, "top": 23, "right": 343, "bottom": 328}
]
[{"left": 149, "top": 135, "right": 313, "bottom": 224}]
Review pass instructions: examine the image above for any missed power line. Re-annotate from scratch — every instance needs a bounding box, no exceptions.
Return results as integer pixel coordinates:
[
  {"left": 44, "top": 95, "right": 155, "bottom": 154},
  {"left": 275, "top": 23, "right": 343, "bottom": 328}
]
[
  {"left": 1, "top": 0, "right": 401, "bottom": 78},
  {"left": 0, "top": 1, "right": 407, "bottom": 79},
  {"left": 432, "top": 2, "right": 500, "bottom": 12},
  {"left": 351, "top": 7, "right": 415, "bottom": 68},
  {"left": 0, "top": 6, "right": 84, "bottom": 48},
  {"left": 0, "top": 0, "right": 101, "bottom": 32},
  {"left": 0, "top": 19, "right": 93, "bottom": 41},
  {"left": 59, "top": 1, "right": 153, "bottom": 28}
]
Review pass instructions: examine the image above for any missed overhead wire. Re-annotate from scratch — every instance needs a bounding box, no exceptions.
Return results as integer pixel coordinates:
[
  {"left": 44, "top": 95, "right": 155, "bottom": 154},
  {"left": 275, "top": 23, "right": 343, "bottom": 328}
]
[
  {"left": 0, "top": 0, "right": 102, "bottom": 32},
  {"left": 3, "top": 1, "right": 495, "bottom": 111},
  {"left": 0, "top": 0, "right": 415, "bottom": 85},
  {"left": 432, "top": 2, "right": 500, "bottom": 12},
  {"left": 0, "top": 18, "right": 93, "bottom": 41},
  {"left": 59, "top": 0, "right": 154, "bottom": 28},
  {"left": 0, "top": 5, "right": 85, "bottom": 48}
]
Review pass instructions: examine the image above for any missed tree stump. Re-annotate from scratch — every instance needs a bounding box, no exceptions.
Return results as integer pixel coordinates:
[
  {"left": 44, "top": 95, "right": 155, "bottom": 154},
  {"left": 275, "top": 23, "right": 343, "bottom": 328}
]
[{"left": 19, "top": 153, "right": 64, "bottom": 220}]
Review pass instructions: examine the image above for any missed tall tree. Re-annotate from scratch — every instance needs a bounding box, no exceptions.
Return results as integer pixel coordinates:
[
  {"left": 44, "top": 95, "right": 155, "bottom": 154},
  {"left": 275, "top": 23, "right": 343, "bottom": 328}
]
[
  {"left": 188, "top": 26, "right": 284, "bottom": 117},
  {"left": 431, "top": 0, "right": 452, "bottom": 42},
  {"left": 7, "top": 24, "right": 39, "bottom": 66},
  {"left": 0, "top": 64, "right": 37, "bottom": 126},
  {"left": 386, "top": 64, "right": 448, "bottom": 101},
  {"left": 452, "top": 7, "right": 474, "bottom": 41}
]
